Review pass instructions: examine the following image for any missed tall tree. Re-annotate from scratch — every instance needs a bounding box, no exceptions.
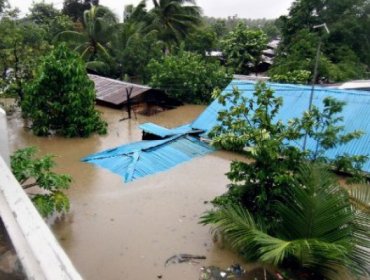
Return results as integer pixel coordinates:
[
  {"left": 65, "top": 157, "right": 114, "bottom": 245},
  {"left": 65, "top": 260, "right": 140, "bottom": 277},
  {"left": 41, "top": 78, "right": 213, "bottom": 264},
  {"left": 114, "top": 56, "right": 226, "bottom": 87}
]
[
  {"left": 28, "top": 2, "right": 74, "bottom": 42},
  {"left": 183, "top": 25, "right": 217, "bottom": 55},
  {"left": 57, "top": 5, "right": 118, "bottom": 71},
  {"left": 147, "top": 0, "right": 202, "bottom": 49},
  {"left": 0, "top": 12, "right": 50, "bottom": 99},
  {"left": 220, "top": 22, "right": 267, "bottom": 74},
  {"left": 271, "top": 0, "right": 370, "bottom": 82},
  {"left": 62, "top": 0, "right": 97, "bottom": 22},
  {"left": 0, "top": 0, "right": 7, "bottom": 13},
  {"left": 29, "top": 2, "right": 60, "bottom": 25},
  {"left": 147, "top": 51, "right": 232, "bottom": 103},
  {"left": 22, "top": 44, "right": 107, "bottom": 137}
]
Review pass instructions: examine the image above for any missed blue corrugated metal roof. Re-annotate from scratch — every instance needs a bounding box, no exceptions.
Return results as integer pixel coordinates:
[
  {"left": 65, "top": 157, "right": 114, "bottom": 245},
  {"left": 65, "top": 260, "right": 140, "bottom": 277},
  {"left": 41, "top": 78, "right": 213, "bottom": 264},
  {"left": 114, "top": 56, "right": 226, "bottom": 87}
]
[
  {"left": 192, "top": 80, "right": 370, "bottom": 172},
  {"left": 139, "top": 123, "right": 193, "bottom": 138},
  {"left": 82, "top": 135, "right": 214, "bottom": 182}
]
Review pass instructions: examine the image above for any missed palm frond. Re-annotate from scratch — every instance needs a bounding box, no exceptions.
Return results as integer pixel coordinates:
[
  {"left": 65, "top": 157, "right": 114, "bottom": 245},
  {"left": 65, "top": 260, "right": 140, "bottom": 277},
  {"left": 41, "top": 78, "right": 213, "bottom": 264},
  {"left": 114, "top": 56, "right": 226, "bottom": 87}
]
[
  {"left": 276, "top": 163, "right": 353, "bottom": 242},
  {"left": 348, "top": 183, "right": 370, "bottom": 213},
  {"left": 201, "top": 163, "right": 370, "bottom": 279},
  {"left": 201, "top": 204, "right": 354, "bottom": 279},
  {"left": 55, "top": 31, "right": 87, "bottom": 44}
]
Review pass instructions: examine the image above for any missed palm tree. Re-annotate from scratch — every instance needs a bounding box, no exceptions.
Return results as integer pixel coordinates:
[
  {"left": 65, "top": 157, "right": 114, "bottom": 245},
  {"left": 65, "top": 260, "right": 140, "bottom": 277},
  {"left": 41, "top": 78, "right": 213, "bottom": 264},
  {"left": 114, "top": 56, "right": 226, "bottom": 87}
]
[
  {"left": 201, "top": 163, "right": 370, "bottom": 279},
  {"left": 56, "top": 5, "right": 117, "bottom": 69},
  {"left": 111, "top": 1, "right": 163, "bottom": 79},
  {"left": 147, "top": 0, "right": 202, "bottom": 49}
]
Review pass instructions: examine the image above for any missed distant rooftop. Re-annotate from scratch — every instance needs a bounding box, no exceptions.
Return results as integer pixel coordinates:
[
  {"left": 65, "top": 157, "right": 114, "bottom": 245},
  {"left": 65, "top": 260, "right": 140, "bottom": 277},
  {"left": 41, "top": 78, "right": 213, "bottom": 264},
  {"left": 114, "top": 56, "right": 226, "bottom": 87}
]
[
  {"left": 89, "top": 74, "right": 153, "bottom": 107},
  {"left": 337, "top": 80, "right": 370, "bottom": 91}
]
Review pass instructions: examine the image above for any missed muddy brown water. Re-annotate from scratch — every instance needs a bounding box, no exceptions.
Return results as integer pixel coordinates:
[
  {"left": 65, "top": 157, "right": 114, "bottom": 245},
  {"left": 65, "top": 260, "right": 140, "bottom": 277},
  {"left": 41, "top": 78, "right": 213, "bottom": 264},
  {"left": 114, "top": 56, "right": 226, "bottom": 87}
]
[{"left": 7, "top": 105, "right": 252, "bottom": 280}]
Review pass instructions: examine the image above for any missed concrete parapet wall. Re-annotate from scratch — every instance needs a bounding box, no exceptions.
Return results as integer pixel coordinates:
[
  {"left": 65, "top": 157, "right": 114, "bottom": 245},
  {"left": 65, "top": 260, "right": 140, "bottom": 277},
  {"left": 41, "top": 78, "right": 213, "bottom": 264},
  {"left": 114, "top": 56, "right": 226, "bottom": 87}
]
[
  {"left": 0, "top": 155, "right": 82, "bottom": 279},
  {"left": 0, "top": 108, "right": 10, "bottom": 166}
]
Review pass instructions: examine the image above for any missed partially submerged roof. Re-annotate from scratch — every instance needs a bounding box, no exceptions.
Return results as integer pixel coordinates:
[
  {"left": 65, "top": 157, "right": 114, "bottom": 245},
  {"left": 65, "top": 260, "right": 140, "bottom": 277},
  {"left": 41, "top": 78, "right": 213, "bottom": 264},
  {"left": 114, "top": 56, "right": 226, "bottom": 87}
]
[
  {"left": 192, "top": 80, "right": 370, "bottom": 172},
  {"left": 83, "top": 80, "right": 370, "bottom": 183},
  {"left": 82, "top": 135, "right": 214, "bottom": 182},
  {"left": 89, "top": 74, "right": 162, "bottom": 107},
  {"left": 139, "top": 123, "right": 194, "bottom": 138}
]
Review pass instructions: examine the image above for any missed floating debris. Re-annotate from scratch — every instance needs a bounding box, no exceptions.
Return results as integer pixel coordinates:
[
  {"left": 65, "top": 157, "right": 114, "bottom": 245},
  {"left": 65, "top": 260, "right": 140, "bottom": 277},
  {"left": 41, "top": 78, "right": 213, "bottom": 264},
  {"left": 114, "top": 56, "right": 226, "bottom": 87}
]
[
  {"left": 200, "top": 266, "right": 230, "bottom": 280},
  {"left": 165, "top": 254, "right": 206, "bottom": 266},
  {"left": 199, "top": 264, "right": 246, "bottom": 280},
  {"left": 200, "top": 265, "right": 283, "bottom": 280}
]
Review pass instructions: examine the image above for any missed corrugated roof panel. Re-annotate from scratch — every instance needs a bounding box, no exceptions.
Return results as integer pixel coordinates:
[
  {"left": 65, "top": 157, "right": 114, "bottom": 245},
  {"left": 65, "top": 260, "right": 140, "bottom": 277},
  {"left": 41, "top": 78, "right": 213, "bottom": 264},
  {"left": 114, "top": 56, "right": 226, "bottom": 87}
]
[
  {"left": 139, "top": 123, "right": 193, "bottom": 138},
  {"left": 192, "top": 80, "right": 370, "bottom": 172},
  {"left": 82, "top": 135, "right": 214, "bottom": 182}
]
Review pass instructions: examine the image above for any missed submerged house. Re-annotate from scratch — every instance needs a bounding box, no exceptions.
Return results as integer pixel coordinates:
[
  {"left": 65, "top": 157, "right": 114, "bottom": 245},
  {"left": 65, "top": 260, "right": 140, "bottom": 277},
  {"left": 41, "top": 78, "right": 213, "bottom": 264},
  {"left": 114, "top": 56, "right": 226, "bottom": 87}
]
[
  {"left": 83, "top": 80, "right": 370, "bottom": 182},
  {"left": 89, "top": 74, "right": 181, "bottom": 114}
]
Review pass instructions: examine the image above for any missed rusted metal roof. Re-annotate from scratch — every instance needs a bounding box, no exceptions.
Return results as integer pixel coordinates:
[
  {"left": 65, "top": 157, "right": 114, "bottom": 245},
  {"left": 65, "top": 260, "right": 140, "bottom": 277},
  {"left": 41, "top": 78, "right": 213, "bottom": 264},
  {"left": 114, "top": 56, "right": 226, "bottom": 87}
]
[{"left": 88, "top": 74, "right": 154, "bottom": 106}]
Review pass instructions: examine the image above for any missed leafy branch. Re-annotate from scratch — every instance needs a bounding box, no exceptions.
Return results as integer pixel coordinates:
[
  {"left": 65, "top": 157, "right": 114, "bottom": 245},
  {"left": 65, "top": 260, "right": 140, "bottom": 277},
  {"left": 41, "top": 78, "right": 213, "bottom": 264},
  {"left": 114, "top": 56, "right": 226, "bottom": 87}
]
[{"left": 11, "top": 146, "right": 71, "bottom": 218}]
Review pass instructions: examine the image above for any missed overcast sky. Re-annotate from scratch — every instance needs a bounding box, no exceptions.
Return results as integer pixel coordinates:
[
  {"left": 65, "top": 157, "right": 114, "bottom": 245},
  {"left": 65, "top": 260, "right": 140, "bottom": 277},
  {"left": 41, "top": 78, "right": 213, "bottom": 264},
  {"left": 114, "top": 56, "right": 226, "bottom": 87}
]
[{"left": 9, "top": 0, "right": 294, "bottom": 20}]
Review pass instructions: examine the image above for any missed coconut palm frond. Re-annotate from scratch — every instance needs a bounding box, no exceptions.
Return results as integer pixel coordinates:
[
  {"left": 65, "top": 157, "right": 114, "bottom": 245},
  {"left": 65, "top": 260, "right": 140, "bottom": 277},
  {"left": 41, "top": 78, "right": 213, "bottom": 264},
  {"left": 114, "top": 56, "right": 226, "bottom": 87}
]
[
  {"left": 80, "top": 45, "right": 93, "bottom": 60},
  {"left": 95, "top": 42, "right": 109, "bottom": 58},
  {"left": 348, "top": 183, "right": 370, "bottom": 213},
  {"left": 55, "top": 31, "right": 87, "bottom": 44},
  {"left": 56, "top": 5, "right": 116, "bottom": 65},
  {"left": 201, "top": 204, "right": 265, "bottom": 258},
  {"left": 201, "top": 204, "right": 352, "bottom": 279},
  {"left": 202, "top": 163, "right": 370, "bottom": 279},
  {"left": 276, "top": 163, "right": 352, "bottom": 241},
  {"left": 147, "top": 0, "right": 201, "bottom": 47}
]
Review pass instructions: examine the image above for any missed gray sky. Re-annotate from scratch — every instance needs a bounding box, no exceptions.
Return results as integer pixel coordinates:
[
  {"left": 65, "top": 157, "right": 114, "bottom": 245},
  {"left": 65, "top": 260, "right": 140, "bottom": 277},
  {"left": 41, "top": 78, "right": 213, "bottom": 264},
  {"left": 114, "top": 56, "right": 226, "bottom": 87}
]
[{"left": 9, "top": 0, "right": 294, "bottom": 20}]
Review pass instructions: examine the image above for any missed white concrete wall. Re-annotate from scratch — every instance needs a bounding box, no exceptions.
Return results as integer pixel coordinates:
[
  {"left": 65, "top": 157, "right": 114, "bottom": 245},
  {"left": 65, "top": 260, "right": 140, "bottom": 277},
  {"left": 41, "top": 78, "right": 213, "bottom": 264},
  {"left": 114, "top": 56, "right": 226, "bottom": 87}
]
[
  {"left": 0, "top": 108, "right": 10, "bottom": 166},
  {"left": 0, "top": 155, "right": 82, "bottom": 279}
]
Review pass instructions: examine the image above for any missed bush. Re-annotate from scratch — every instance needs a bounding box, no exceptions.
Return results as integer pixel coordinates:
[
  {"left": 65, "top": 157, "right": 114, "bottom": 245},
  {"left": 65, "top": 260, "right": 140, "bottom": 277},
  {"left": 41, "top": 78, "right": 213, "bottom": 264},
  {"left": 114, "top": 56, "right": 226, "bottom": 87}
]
[
  {"left": 22, "top": 44, "right": 107, "bottom": 137},
  {"left": 270, "top": 70, "right": 311, "bottom": 84},
  {"left": 147, "top": 51, "right": 232, "bottom": 104},
  {"left": 11, "top": 147, "right": 71, "bottom": 218},
  {"left": 220, "top": 22, "right": 267, "bottom": 74}
]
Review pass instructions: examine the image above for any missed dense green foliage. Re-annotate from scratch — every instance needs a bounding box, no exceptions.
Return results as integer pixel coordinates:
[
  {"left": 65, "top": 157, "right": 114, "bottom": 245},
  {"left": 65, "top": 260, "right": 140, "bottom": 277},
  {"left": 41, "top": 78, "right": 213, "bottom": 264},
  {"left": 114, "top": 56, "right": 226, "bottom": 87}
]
[
  {"left": 0, "top": 11, "right": 50, "bottom": 99},
  {"left": 11, "top": 147, "right": 71, "bottom": 218},
  {"left": 270, "top": 70, "right": 311, "bottom": 84},
  {"left": 204, "top": 16, "right": 280, "bottom": 41},
  {"left": 270, "top": 0, "right": 370, "bottom": 82},
  {"left": 147, "top": 0, "right": 202, "bottom": 48},
  {"left": 62, "top": 0, "right": 93, "bottom": 22},
  {"left": 209, "top": 83, "right": 303, "bottom": 220},
  {"left": 201, "top": 164, "right": 370, "bottom": 279},
  {"left": 0, "top": 0, "right": 7, "bottom": 13},
  {"left": 111, "top": 11, "right": 163, "bottom": 81},
  {"left": 3, "top": 0, "right": 370, "bottom": 277},
  {"left": 209, "top": 83, "right": 364, "bottom": 217},
  {"left": 29, "top": 2, "right": 74, "bottom": 42},
  {"left": 183, "top": 25, "right": 217, "bottom": 55},
  {"left": 57, "top": 5, "right": 118, "bottom": 73},
  {"left": 220, "top": 22, "right": 267, "bottom": 74},
  {"left": 147, "top": 51, "right": 232, "bottom": 104},
  {"left": 202, "top": 82, "right": 369, "bottom": 278},
  {"left": 22, "top": 44, "right": 107, "bottom": 137}
]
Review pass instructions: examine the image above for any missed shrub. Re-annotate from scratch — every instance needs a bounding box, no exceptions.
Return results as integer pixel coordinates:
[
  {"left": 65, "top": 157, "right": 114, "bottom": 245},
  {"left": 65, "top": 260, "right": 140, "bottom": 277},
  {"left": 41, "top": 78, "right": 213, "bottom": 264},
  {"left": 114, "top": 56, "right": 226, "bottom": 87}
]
[
  {"left": 147, "top": 51, "right": 232, "bottom": 104},
  {"left": 22, "top": 44, "right": 107, "bottom": 137}
]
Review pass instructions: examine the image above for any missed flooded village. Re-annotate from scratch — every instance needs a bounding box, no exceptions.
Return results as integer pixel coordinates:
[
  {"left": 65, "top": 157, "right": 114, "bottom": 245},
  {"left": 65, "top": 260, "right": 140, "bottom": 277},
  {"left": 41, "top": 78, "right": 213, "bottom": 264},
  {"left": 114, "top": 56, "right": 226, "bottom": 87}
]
[
  {"left": 5, "top": 105, "right": 250, "bottom": 279},
  {"left": 1, "top": 0, "right": 370, "bottom": 279}
]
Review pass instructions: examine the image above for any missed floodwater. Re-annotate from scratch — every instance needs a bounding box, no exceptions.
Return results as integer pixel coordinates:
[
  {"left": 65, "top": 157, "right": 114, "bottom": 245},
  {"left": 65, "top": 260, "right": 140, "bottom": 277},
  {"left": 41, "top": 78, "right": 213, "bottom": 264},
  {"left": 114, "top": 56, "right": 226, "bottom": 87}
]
[{"left": 7, "top": 105, "right": 251, "bottom": 280}]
